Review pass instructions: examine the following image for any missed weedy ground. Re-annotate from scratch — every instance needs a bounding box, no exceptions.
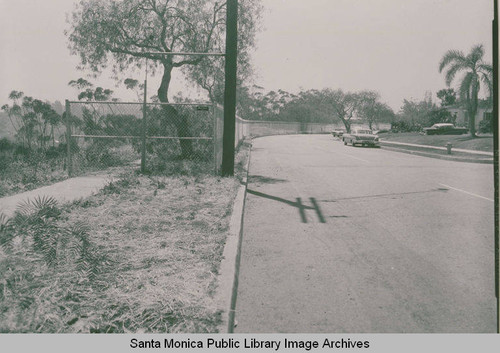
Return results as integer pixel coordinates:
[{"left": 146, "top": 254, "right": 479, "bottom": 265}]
[{"left": 0, "top": 141, "right": 251, "bottom": 333}]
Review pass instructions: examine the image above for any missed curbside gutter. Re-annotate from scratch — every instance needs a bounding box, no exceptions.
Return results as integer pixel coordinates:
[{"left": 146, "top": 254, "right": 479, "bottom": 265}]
[{"left": 215, "top": 143, "right": 251, "bottom": 333}]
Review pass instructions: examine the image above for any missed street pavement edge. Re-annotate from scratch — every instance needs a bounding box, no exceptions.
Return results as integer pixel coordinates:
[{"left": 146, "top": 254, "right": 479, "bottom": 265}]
[{"left": 215, "top": 142, "right": 251, "bottom": 333}]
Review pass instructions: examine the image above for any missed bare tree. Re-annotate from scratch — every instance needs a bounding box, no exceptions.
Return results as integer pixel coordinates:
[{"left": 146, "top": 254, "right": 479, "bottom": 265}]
[{"left": 322, "top": 89, "right": 360, "bottom": 133}]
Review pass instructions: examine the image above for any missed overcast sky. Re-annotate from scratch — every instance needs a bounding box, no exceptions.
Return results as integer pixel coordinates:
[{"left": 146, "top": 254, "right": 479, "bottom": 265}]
[{"left": 0, "top": 0, "right": 494, "bottom": 111}]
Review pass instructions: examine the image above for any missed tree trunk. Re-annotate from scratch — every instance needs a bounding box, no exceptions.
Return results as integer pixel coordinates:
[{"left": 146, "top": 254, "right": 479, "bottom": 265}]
[
  {"left": 468, "top": 108, "right": 476, "bottom": 137},
  {"left": 468, "top": 86, "right": 479, "bottom": 138},
  {"left": 157, "top": 62, "right": 194, "bottom": 158},
  {"left": 341, "top": 118, "right": 351, "bottom": 133}
]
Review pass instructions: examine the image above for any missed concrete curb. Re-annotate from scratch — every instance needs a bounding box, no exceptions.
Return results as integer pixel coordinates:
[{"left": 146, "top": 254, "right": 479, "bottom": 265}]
[
  {"left": 215, "top": 143, "right": 251, "bottom": 333},
  {"left": 380, "top": 144, "right": 493, "bottom": 164}
]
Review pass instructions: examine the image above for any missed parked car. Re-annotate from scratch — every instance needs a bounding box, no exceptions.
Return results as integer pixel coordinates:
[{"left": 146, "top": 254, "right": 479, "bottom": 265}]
[
  {"left": 331, "top": 129, "right": 345, "bottom": 138},
  {"left": 343, "top": 129, "right": 380, "bottom": 147},
  {"left": 423, "top": 123, "right": 468, "bottom": 135}
]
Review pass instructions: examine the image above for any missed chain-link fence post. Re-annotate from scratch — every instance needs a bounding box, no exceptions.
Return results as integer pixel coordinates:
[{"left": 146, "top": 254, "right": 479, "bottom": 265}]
[
  {"left": 141, "top": 80, "right": 147, "bottom": 173},
  {"left": 212, "top": 104, "right": 217, "bottom": 173},
  {"left": 65, "top": 100, "right": 73, "bottom": 177}
]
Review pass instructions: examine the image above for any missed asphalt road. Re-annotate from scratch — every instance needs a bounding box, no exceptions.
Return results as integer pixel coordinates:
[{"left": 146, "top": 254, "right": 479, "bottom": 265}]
[{"left": 234, "top": 134, "right": 495, "bottom": 333}]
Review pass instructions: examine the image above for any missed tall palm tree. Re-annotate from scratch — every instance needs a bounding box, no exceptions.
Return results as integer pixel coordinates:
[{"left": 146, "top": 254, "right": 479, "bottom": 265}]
[{"left": 439, "top": 44, "right": 493, "bottom": 137}]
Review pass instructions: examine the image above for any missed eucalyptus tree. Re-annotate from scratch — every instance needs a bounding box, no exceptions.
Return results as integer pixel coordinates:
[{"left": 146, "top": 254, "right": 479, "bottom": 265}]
[
  {"left": 357, "top": 91, "right": 394, "bottom": 130},
  {"left": 439, "top": 44, "right": 493, "bottom": 136},
  {"left": 68, "top": 78, "right": 115, "bottom": 102},
  {"left": 1, "top": 91, "right": 61, "bottom": 149},
  {"left": 321, "top": 89, "right": 360, "bottom": 133},
  {"left": 67, "top": 0, "right": 262, "bottom": 158}
]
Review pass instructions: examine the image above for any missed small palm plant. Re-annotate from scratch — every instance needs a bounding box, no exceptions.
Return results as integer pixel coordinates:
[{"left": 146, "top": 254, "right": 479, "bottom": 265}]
[
  {"left": 68, "top": 221, "right": 109, "bottom": 281},
  {"left": 439, "top": 44, "right": 493, "bottom": 137},
  {"left": 1, "top": 196, "right": 107, "bottom": 279},
  {"left": 12, "top": 196, "right": 62, "bottom": 267}
]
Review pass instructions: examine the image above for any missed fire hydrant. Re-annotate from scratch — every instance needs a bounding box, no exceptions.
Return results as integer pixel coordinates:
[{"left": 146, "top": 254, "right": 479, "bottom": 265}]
[{"left": 446, "top": 142, "right": 452, "bottom": 155}]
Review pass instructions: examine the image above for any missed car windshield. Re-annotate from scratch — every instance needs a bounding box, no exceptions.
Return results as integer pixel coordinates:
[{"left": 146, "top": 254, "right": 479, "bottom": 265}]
[{"left": 356, "top": 130, "right": 372, "bottom": 134}]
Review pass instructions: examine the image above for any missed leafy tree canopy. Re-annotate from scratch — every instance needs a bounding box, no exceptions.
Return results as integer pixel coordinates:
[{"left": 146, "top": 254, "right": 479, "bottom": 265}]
[
  {"left": 67, "top": 0, "right": 262, "bottom": 103},
  {"left": 2, "top": 91, "right": 62, "bottom": 149},
  {"left": 237, "top": 86, "right": 394, "bottom": 132},
  {"left": 68, "top": 78, "right": 115, "bottom": 101},
  {"left": 436, "top": 88, "right": 456, "bottom": 107}
]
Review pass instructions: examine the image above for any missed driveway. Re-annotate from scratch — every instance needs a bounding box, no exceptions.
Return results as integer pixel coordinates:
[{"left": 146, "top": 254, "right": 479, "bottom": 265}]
[{"left": 234, "top": 134, "right": 495, "bottom": 333}]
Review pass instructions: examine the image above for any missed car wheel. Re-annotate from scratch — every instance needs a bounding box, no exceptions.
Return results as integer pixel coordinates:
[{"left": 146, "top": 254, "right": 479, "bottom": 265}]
[{"left": 344, "top": 140, "right": 347, "bottom": 145}]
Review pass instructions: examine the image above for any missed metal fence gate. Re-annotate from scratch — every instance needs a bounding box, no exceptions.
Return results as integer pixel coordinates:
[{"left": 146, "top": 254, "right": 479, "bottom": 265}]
[{"left": 65, "top": 100, "right": 219, "bottom": 176}]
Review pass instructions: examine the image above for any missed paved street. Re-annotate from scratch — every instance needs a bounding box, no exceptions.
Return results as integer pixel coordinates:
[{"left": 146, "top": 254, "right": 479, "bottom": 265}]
[{"left": 234, "top": 134, "right": 495, "bottom": 333}]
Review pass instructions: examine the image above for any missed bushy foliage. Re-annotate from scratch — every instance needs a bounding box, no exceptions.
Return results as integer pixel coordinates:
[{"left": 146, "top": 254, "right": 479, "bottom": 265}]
[
  {"left": 393, "top": 96, "right": 455, "bottom": 131},
  {"left": 391, "top": 120, "right": 423, "bottom": 133},
  {"left": 436, "top": 88, "right": 457, "bottom": 107},
  {"left": 427, "top": 107, "right": 455, "bottom": 126},
  {"left": 0, "top": 139, "right": 67, "bottom": 197},
  {"left": 478, "top": 112, "right": 493, "bottom": 133},
  {"left": 1, "top": 91, "right": 62, "bottom": 151}
]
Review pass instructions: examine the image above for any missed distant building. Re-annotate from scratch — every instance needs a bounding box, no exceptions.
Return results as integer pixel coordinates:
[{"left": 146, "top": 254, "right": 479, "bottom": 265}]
[{"left": 445, "top": 105, "right": 492, "bottom": 129}]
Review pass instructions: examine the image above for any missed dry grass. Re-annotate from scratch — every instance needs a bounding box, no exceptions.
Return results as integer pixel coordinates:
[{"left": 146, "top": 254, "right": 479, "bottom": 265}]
[{"left": 0, "top": 142, "right": 252, "bottom": 333}]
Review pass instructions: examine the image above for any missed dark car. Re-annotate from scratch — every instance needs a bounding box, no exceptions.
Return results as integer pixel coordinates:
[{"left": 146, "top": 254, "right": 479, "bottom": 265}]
[{"left": 423, "top": 123, "right": 468, "bottom": 135}]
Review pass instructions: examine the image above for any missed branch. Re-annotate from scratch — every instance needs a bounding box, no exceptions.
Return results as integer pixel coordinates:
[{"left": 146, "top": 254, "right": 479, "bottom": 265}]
[
  {"left": 172, "top": 56, "right": 203, "bottom": 67},
  {"left": 109, "top": 46, "right": 160, "bottom": 60},
  {"left": 204, "top": 1, "right": 225, "bottom": 52},
  {"left": 118, "top": 26, "right": 163, "bottom": 52}
]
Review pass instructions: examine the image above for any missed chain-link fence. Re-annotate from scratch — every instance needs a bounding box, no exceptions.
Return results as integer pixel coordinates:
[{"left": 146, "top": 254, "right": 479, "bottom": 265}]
[{"left": 65, "top": 101, "right": 216, "bottom": 176}]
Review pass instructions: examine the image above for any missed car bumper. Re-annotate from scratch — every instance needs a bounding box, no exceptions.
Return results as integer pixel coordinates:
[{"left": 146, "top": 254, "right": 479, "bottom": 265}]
[{"left": 354, "top": 140, "right": 380, "bottom": 146}]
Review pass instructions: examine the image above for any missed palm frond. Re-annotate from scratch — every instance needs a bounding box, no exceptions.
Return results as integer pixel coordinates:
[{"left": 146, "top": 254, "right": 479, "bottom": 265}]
[
  {"left": 480, "top": 72, "right": 493, "bottom": 98},
  {"left": 444, "top": 63, "right": 466, "bottom": 86},
  {"left": 12, "top": 196, "right": 62, "bottom": 267},
  {"left": 467, "top": 44, "right": 485, "bottom": 66},
  {"left": 67, "top": 221, "right": 91, "bottom": 240},
  {"left": 15, "top": 196, "right": 59, "bottom": 219},
  {"left": 29, "top": 218, "right": 60, "bottom": 267},
  {"left": 439, "top": 49, "right": 466, "bottom": 72},
  {"left": 67, "top": 221, "right": 109, "bottom": 281},
  {"left": 477, "top": 63, "right": 493, "bottom": 74},
  {"left": 0, "top": 213, "right": 15, "bottom": 252}
]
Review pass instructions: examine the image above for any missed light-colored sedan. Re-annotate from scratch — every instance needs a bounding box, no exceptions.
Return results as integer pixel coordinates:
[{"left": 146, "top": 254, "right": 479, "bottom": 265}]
[{"left": 343, "top": 129, "right": 380, "bottom": 147}]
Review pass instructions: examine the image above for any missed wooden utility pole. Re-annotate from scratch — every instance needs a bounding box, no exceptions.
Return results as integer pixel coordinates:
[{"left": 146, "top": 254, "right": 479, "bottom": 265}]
[
  {"left": 221, "top": 0, "right": 238, "bottom": 176},
  {"left": 493, "top": 0, "right": 499, "bottom": 334}
]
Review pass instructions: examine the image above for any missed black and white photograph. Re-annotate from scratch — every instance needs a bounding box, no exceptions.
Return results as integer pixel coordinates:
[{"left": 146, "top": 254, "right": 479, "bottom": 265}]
[{"left": 0, "top": 0, "right": 498, "bottom": 350}]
